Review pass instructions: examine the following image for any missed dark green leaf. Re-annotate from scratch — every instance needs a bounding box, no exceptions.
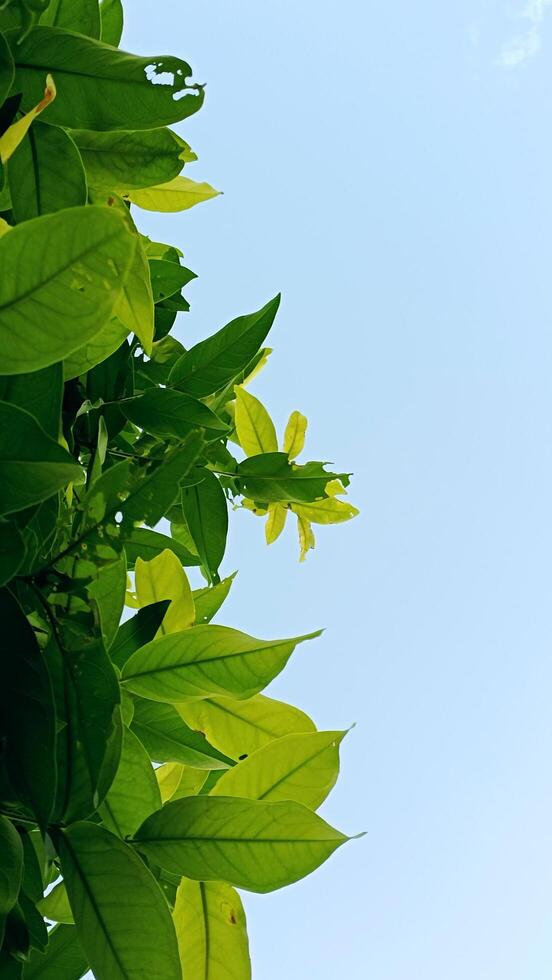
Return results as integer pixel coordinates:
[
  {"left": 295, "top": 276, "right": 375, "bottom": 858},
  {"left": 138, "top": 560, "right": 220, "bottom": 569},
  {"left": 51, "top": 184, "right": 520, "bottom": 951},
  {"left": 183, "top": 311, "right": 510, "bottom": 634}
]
[
  {"left": 149, "top": 259, "right": 196, "bottom": 303},
  {"left": 0, "top": 589, "right": 57, "bottom": 827},
  {"left": 0, "top": 815, "right": 23, "bottom": 916},
  {"left": 57, "top": 822, "right": 181, "bottom": 980},
  {"left": 0, "top": 363, "right": 63, "bottom": 438},
  {"left": 0, "top": 402, "right": 82, "bottom": 516},
  {"left": 130, "top": 698, "right": 233, "bottom": 769},
  {"left": 9, "top": 27, "right": 204, "bottom": 131},
  {"left": 18, "top": 892, "right": 48, "bottom": 953},
  {"left": 40, "top": 0, "right": 101, "bottom": 38},
  {"left": 23, "top": 923, "right": 88, "bottom": 980},
  {"left": 236, "top": 453, "right": 349, "bottom": 504},
  {"left": 169, "top": 295, "right": 280, "bottom": 396},
  {"left": 0, "top": 518, "right": 26, "bottom": 586},
  {"left": 121, "top": 389, "right": 227, "bottom": 439},
  {"left": 181, "top": 469, "right": 228, "bottom": 584},
  {"left": 110, "top": 600, "right": 170, "bottom": 668},
  {"left": 124, "top": 527, "right": 199, "bottom": 569},
  {"left": 9, "top": 123, "right": 87, "bottom": 223},
  {"left": 0, "top": 950, "right": 22, "bottom": 978},
  {"left": 99, "top": 0, "right": 123, "bottom": 46},
  {"left": 71, "top": 127, "right": 189, "bottom": 191},
  {"left": 0, "top": 32, "right": 14, "bottom": 106}
]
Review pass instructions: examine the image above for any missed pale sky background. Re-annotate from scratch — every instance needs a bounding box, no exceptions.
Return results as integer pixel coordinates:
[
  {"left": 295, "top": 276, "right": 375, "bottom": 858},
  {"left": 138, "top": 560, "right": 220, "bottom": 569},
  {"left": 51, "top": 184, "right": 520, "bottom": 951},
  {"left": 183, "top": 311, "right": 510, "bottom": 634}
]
[{"left": 114, "top": 2, "right": 552, "bottom": 977}]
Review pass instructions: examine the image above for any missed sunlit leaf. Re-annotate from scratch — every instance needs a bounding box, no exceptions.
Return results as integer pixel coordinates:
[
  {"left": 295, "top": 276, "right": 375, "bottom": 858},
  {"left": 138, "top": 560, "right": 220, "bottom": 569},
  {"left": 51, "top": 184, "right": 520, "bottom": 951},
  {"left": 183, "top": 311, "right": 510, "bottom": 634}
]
[
  {"left": 127, "top": 175, "right": 220, "bottom": 212},
  {"left": 173, "top": 878, "right": 251, "bottom": 980}
]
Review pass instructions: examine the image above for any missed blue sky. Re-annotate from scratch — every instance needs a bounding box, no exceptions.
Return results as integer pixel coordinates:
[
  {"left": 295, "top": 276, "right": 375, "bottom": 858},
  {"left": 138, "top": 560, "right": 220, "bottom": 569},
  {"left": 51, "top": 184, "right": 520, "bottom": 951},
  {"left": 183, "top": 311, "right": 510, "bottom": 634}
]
[{"left": 123, "top": 2, "right": 552, "bottom": 978}]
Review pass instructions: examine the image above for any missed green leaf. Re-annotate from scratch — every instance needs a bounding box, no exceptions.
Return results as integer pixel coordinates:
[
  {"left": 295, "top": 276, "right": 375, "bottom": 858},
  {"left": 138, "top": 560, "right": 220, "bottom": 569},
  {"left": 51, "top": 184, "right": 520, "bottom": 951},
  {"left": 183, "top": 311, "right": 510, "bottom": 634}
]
[
  {"left": 124, "top": 527, "right": 200, "bottom": 569},
  {"left": 177, "top": 694, "right": 316, "bottom": 759},
  {"left": 0, "top": 363, "right": 63, "bottom": 438},
  {"left": 127, "top": 175, "right": 220, "bottom": 212},
  {"left": 62, "top": 317, "right": 129, "bottom": 382},
  {"left": 0, "top": 589, "right": 57, "bottom": 827},
  {"left": 0, "top": 205, "right": 136, "bottom": 375},
  {"left": 121, "top": 389, "right": 227, "bottom": 440},
  {"left": 18, "top": 892, "right": 48, "bottom": 953},
  {"left": 88, "top": 551, "right": 126, "bottom": 649},
  {"left": 133, "top": 795, "right": 349, "bottom": 893},
  {"left": 0, "top": 950, "right": 22, "bottom": 978},
  {"left": 0, "top": 402, "right": 82, "bottom": 515},
  {"left": 0, "top": 517, "right": 26, "bottom": 586},
  {"left": 156, "top": 763, "right": 206, "bottom": 803},
  {"left": 9, "top": 27, "right": 204, "bottom": 131},
  {"left": 121, "top": 624, "right": 320, "bottom": 702},
  {"left": 99, "top": 727, "right": 161, "bottom": 838},
  {"left": 181, "top": 469, "right": 228, "bottom": 584},
  {"left": 130, "top": 698, "right": 233, "bottom": 770},
  {"left": 112, "top": 231, "right": 154, "bottom": 356},
  {"left": 0, "top": 32, "right": 14, "bottom": 106},
  {"left": 291, "top": 495, "right": 360, "bottom": 524},
  {"left": 236, "top": 454, "right": 349, "bottom": 504},
  {"left": 122, "top": 437, "right": 204, "bottom": 527},
  {"left": 193, "top": 573, "right": 236, "bottom": 624},
  {"left": 57, "top": 822, "right": 181, "bottom": 980},
  {"left": 9, "top": 123, "right": 87, "bottom": 223},
  {"left": 170, "top": 295, "right": 280, "bottom": 397},
  {"left": 149, "top": 259, "right": 196, "bottom": 303},
  {"left": 173, "top": 879, "right": 251, "bottom": 980},
  {"left": 99, "top": 0, "right": 122, "bottom": 46},
  {"left": 38, "top": 880, "right": 74, "bottom": 925},
  {"left": 234, "top": 386, "right": 278, "bottom": 456},
  {"left": 23, "top": 923, "right": 88, "bottom": 980},
  {"left": 40, "top": 0, "right": 101, "bottom": 38},
  {"left": 265, "top": 502, "right": 288, "bottom": 544},
  {"left": 109, "top": 600, "right": 170, "bottom": 669},
  {"left": 71, "top": 128, "right": 190, "bottom": 191},
  {"left": 0, "top": 816, "right": 23, "bottom": 916},
  {"left": 211, "top": 730, "right": 345, "bottom": 810}
]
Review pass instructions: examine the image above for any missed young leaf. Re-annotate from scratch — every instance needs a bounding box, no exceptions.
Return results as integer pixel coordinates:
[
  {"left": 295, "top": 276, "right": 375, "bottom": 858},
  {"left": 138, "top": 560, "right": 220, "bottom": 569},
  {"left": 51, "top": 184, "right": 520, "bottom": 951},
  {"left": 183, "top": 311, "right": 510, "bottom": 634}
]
[
  {"left": 0, "top": 816, "right": 23, "bottom": 917},
  {"left": 57, "top": 822, "right": 181, "bottom": 980},
  {"left": 283, "top": 410, "right": 308, "bottom": 459},
  {"left": 0, "top": 402, "right": 82, "bottom": 515},
  {"left": 0, "top": 74, "right": 56, "bottom": 164},
  {"left": 291, "top": 495, "right": 360, "bottom": 524},
  {"left": 121, "top": 389, "right": 227, "bottom": 439},
  {"left": 234, "top": 386, "right": 278, "bottom": 456},
  {"left": 265, "top": 502, "right": 288, "bottom": 544},
  {"left": 135, "top": 549, "right": 195, "bottom": 633},
  {"left": 173, "top": 879, "right": 251, "bottom": 980},
  {"left": 9, "top": 27, "right": 204, "bottom": 130},
  {"left": 297, "top": 513, "right": 315, "bottom": 561},
  {"left": 72, "top": 127, "right": 189, "bottom": 192},
  {"left": 177, "top": 694, "right": 316, "bottom": 759},
  {"left": 181, "top": 469, "right": 228, "bottom": 584},
  {"left": 210, "top": 730, "right": 346, "bottom": 810},
  {"left": 130, "top": 698, "right": 233, "bottom": 770},
  {"left": 99, "top": 728, "right": 161, "bottom": 838},
  {"left": 0, "top": 589, "right": 57, "bottom": 827},
  {"left": 9, "top": 123, "right": 87, "bottom": 223},
  {"left": 99, "top": 0, "right": 123, "bottom": 46},
  {"left": 127, "top": 175, "right": 220, "bottom": 212},
  {"left": 40, "top": 0, "right": 101, "bottom": 38},
  {"left": 23, "top": 923, "right": 88, "bottom": 980},
  {"left": 121, "top": 624, "right": 320, "bottom": 703},
  {"left": 133, "top": 795, "right": 349, "bottom": 893},
  {"left": 0, "top": 205, "right": 136, "bottom": 375},
  {"left": 170, "top": 295, "right": 281, "bottom": 397}
]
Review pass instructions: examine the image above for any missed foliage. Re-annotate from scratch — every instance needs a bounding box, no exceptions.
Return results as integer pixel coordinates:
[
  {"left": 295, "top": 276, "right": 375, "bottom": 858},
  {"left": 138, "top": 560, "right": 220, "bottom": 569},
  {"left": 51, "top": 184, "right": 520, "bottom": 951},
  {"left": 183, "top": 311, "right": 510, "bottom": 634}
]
[{"left": 0, "top": 1, "right": 359, "bottom": 977}]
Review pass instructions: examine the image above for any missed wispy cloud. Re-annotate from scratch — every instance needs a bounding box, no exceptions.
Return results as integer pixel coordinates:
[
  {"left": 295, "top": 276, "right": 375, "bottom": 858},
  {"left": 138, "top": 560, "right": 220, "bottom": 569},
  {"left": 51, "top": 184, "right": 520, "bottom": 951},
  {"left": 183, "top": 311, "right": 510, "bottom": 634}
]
[{"left": 497, "top": 0, "right": 552, "bottom": 68}]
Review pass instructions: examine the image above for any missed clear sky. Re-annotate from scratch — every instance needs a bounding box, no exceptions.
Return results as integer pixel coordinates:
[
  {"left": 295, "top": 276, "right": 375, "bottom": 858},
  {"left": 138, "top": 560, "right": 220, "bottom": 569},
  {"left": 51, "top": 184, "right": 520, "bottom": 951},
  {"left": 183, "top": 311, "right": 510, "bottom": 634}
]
[{"left": 123, "top": 2, "right": 552, "bottom": 978}]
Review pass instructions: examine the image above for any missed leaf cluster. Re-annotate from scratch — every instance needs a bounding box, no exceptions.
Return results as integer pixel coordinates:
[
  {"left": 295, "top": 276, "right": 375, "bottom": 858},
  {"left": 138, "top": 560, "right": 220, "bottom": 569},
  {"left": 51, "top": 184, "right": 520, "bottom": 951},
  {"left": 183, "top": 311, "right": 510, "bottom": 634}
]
[{"left": 0, "top": 1, "right": 359, "bottom": 977}]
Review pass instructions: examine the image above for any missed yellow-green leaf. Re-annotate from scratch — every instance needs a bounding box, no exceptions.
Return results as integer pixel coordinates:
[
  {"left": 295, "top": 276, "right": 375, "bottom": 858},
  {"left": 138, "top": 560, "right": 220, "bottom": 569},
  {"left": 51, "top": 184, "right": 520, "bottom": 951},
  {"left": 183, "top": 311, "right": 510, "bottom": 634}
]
[
  {"left": 127, "top": 175, "right": 220, "bottom": 213},
  {"left": 135, "top": 549, "right": 195, "bottom": 633},
  {"left": 292, "top": 496, "right": 359, "bottom": 525},
  {"left": 234, "top": 386, "right": 278, "bottom": 456},
  {"left": 155, "top": 763, "right": 206, "bottom": 804},
  {"left": 173, "top": 878, "right": 251, "bottom": 980},
  {"left": 283, "top": 410, "right": 308, "bottom": 459},
  {"left": 0, "top": 74, "right": 56, "bottom": 163},
  {"left": 297, "top": 514, "right": 315, "bottom": 561},
  {"left": 265, "top": 503, "right": 288, "bottom": 544},
  {"left": 113, "top": 231, "right": 154, "bottom": 354}
]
